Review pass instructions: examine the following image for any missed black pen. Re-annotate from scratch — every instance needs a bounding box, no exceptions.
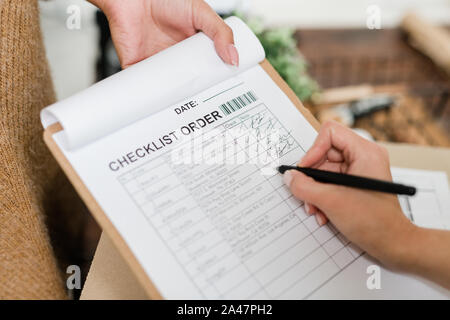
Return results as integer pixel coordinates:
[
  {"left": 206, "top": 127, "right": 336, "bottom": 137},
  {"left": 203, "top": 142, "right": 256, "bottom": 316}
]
[{"left": 277, "top": 165, "right": 416, "bottom": 196}]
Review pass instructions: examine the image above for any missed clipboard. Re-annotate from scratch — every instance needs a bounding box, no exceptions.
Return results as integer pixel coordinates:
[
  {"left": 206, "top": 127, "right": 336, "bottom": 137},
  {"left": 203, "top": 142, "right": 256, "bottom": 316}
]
[{"left": 43, "top": 59, "right": 321, "bottom": 299}]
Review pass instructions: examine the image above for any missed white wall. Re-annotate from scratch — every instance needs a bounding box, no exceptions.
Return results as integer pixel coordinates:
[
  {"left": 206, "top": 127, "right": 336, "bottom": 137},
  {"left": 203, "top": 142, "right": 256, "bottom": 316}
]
[
  {"left": 250, "top": 0, "right": 450, "bottom": 28},
  {"left": 40, "top": 0, "right": 98, "bottom": 100}
]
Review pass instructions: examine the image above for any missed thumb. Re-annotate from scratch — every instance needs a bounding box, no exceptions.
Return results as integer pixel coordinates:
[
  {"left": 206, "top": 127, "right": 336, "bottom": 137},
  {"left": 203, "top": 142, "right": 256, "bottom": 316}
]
[
  {"left": 284, "top": 170, "right": 333, "bottom": 210},
  {"left": 193, "top": 1, "right": 239, "bottom": 66}
]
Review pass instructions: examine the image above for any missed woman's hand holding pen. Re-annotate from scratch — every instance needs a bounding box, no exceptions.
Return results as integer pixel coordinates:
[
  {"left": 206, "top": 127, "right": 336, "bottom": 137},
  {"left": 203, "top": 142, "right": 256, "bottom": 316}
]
[
  {"left": 285, "top": 121, "right": 450, "bottom": 289},
  {"left": 283, "top": 121, "right": 416, "bottom": 270}
]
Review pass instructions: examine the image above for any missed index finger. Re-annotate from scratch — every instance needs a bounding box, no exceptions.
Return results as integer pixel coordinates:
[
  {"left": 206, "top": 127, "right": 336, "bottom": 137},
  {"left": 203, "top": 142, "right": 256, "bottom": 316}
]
[
  {"left": 300, "top": 121, "right": 363, "bottom": 167},
  {"left": 192, "top": 0, "right": 239, "bottom": 66}
]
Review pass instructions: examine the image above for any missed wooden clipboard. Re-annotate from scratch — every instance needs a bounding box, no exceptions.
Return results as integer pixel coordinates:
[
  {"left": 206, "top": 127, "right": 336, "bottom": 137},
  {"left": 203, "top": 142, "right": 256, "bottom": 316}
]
[{"left": 43, "top": 59, "right": 321, "bottom": 299}]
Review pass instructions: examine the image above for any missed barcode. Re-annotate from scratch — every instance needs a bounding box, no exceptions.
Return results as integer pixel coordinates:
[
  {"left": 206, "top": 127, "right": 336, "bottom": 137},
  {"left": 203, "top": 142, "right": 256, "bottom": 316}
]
[{"left": 219, "top": 91, "right": 258, "bottom": 115}]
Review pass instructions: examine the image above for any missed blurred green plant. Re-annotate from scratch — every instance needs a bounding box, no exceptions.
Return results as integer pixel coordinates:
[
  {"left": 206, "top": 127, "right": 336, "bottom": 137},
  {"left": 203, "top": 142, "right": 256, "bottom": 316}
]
[{"left": 231, "top": 13, "right": 319, "bottom": 101}]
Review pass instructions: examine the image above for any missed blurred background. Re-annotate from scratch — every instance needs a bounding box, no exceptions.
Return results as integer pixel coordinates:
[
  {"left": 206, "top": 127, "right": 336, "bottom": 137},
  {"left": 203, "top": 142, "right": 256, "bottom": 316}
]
[{"left": 38, "top": 0, "right": 450, "bottom": 297}]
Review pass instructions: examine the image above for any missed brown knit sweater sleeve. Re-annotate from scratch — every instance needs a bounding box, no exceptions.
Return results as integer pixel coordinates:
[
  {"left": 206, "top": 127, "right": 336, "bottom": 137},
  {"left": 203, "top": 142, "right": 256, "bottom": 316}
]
[{"left": 0, "top": 0, "right": 67, "bottom": 299}]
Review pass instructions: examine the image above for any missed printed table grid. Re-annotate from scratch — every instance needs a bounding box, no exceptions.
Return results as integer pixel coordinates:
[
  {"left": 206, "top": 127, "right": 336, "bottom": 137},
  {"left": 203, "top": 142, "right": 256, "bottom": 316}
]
[{"left": 118, "top": 102, "right": 361, "bottom": 299}]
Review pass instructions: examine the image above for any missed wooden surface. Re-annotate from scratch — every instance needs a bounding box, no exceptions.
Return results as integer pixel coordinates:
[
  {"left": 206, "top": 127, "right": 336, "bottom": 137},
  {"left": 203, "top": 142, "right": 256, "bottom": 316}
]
[
  {"left": 296, "top": 28, "right": 450, "bottom": 87},
  {"left": 401, "top": 13, "right": 450, "bottom": 76},
  {"left": 310, "top": 87, "right": 450, "bottom": 147},
  {"left": 296, "top": 28, "right": 450, "bottom": 136},
  {"left": 81, "top": 142, "right": 450, "bottom": 299},
  {"left": 353, "top": 94, "right": 450, "bottom": 147},
  {"left": 44, "top": 59, "right": 319, "bottom": 299}
]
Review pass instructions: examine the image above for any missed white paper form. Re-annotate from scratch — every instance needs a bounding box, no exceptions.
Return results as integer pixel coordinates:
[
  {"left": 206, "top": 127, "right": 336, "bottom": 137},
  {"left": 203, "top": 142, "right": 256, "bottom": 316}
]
[
  {"left": 51, "top": 63, "right": 369, "bottom": 299},
  {"left": 41, "top": 17, "right": 264, "bottom": 149},
  {"left": 392, "top": 167, "right": 450, "bottom": 230},
  {"left": 308, "top": 168, "right": 450, "bottom": 300}
]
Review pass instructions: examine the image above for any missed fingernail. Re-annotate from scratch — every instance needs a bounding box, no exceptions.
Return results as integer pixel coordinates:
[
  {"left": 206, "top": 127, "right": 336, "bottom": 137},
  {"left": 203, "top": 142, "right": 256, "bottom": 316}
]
[
  {"left": 227, "top": 44, "right": 239, "bottom": 67},
  {"left": 305, "top": 203, "right": 311, "bottom": 214},
  {"left": 316, "top": 214, "right": 327, "bottom": 226},
  {"left": 283, "top": 170, "right": 293, "bottom": 187}
]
